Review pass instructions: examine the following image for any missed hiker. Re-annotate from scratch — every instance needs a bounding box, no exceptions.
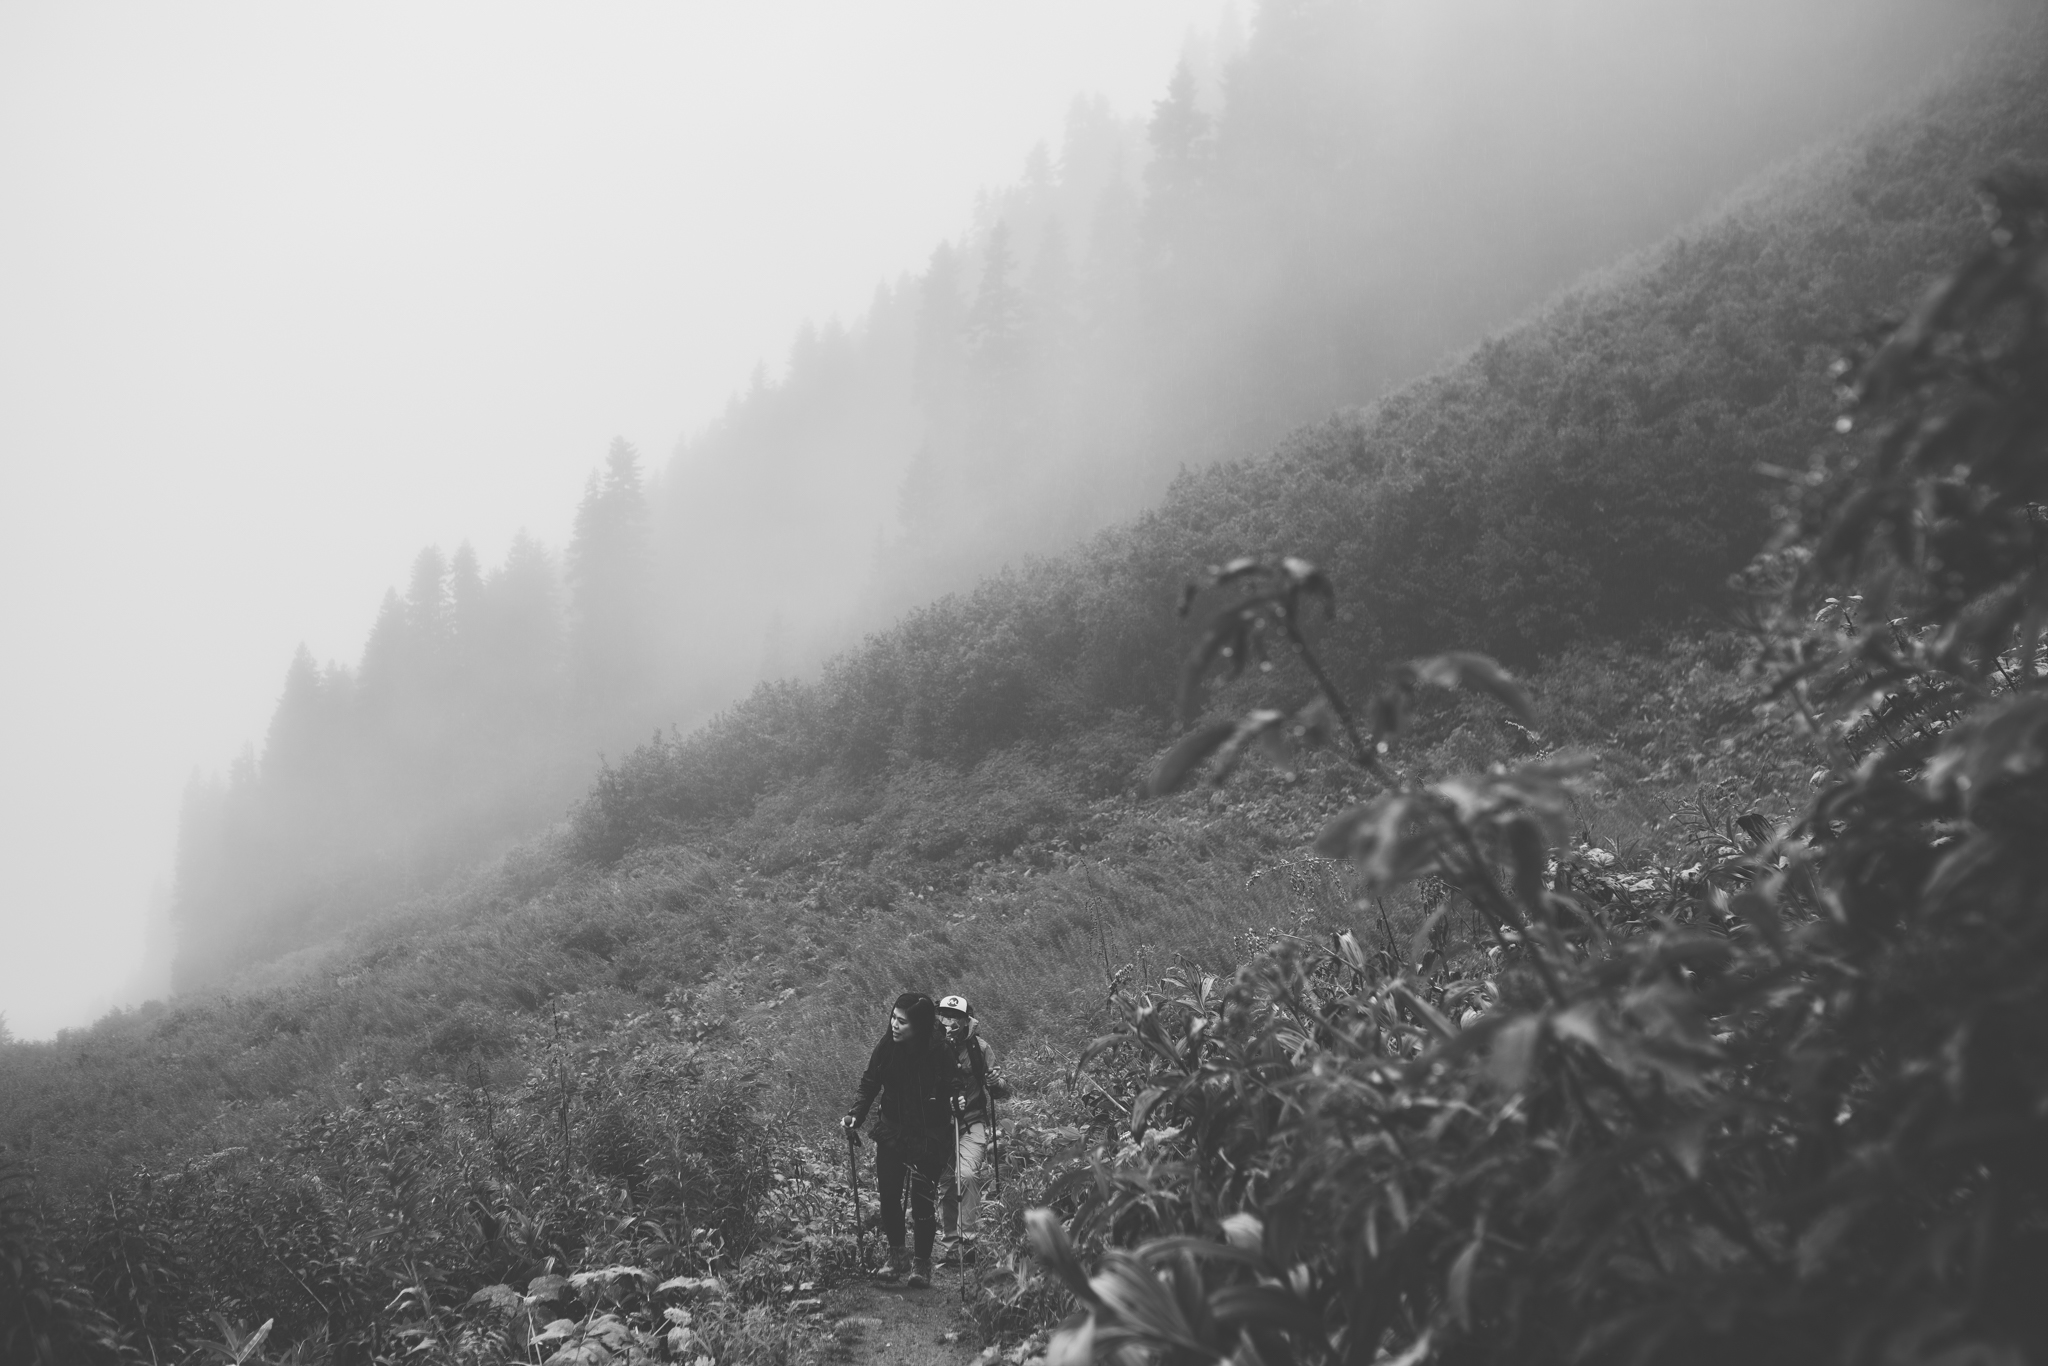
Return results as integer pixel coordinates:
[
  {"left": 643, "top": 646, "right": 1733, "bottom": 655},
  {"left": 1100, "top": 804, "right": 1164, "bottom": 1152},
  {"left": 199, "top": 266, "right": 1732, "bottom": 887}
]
[
  {"left": 935, "top": 994, "right": 1009, "bottom": 1267},
  {"left": 842, "top": 992, "right": 955, "bottom": 1288}
]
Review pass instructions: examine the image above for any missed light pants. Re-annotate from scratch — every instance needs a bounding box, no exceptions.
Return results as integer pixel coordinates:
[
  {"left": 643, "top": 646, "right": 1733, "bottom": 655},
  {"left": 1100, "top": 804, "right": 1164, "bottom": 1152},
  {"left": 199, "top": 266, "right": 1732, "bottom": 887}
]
[{"left": 940, "top": 1120, "right": 990, "bottom": 1253}]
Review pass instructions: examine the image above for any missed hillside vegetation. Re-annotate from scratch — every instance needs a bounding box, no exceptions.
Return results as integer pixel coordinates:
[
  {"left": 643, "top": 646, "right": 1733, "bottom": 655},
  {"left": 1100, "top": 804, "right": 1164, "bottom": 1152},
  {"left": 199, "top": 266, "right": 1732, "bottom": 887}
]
[
  {"left": 571, "top": 34, "right": 2048, "bottom": 858},
  {"left": 165, "top": 0, "right": 1988, "bottom": 991},
  {"left": 4, "top": 18, "right": 2047, "bottom": 1366}
]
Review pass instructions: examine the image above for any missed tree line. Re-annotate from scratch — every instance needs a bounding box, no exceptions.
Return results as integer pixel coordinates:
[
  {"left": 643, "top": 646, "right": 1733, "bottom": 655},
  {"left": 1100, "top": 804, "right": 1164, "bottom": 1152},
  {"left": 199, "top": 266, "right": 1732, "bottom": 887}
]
[{"left": 173, "top": 442, "right": 662, "bottom": 986}]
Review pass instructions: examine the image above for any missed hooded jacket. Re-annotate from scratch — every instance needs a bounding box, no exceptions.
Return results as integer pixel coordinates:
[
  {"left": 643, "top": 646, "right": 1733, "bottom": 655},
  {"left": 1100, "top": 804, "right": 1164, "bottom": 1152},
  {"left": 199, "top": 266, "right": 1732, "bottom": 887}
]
[{"left": 848, "top": 993, "right": 955, "bottom": 1160}]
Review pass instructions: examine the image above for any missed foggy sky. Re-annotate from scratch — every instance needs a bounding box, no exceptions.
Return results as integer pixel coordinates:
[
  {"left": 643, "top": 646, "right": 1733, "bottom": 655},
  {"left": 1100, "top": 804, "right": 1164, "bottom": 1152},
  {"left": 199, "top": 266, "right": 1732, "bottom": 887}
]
[{"left": 0, "top": 2, "right": 1232, "bottom": 1040}]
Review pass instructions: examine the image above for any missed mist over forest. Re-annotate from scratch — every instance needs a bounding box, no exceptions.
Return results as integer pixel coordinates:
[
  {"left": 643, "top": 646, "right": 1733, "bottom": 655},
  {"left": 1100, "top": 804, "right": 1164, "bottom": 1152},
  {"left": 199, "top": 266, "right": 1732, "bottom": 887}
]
[
  {"left": 10, "top": 0, "right": 2048, "bottom": 1362},
  {"left": 163, "top": 0, "right": 1984, "bottom": 994}
]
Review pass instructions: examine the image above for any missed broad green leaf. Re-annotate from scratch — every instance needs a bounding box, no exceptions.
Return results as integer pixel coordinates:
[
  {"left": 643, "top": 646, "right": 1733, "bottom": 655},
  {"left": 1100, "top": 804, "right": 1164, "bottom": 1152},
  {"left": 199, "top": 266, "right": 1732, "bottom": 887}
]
[
  {"left": 236, "top": 1319, "right": 274, "bottom": 1366},
  {"left": 1728, "top": 889, "right": 1786, "bottom": 952},
  {"left": 1129, "top": 1086, "right": 1169, "bottom": 1138},
  {"left": 1408, "top": 905, "right": 1451, "bottom": 971},
  {"left": 1211, "top": 555, "right": 1264, "bottom": 585},
  {"left": 1378, "top": 1330, "right": 1434, "bottom": 1366},
  {"left": 1487, "top": 1015, "right": 1543, "bottom": 1093},
  {"left": 1135, "top": 1236, "right": 1265, "bottom": 1269},
  {"left": 1402, "top": 652, "right": 1537, "bottom": 725},
  {"left": 1045, "top": 1316, "right": 1096, "bottom": 1366},
  {"left": 1656, "top": 1114, "right": 1712, "bottom": 1180},
  {"left": 1505, "top": 817, "right": 1548, "bottom": 914},
  {"left": 1448, "top": 1234, "right": 1482, "bottom": 1330},
  {"left": 1549, "top": 1004, "right": 1604, "bottom": 1052},
  {"left": 1149, "top": 722, "right": 1237, "bottom": 796},
  {"left": 1313, "top": 801, "right": 1385, "bottom": 859},
  {"left": 1090, "top": 1250, "right": 1204, "bottom": 1350},
  {"left": 1206, "top": 1283, "right": 1322, "bottom": 1333},
  {"left": 1280, "top": 556, "right": 1336, "bottom": 618},
  {"left": 1208, "top": 709, "right": 1290, "bottom": 786},
  {"left": 1026, "top": 1208, "right": 1098, "bottom": 1303},
  {"left": 1393, "top": 983, "right": 1458, "bottom": 1040},
  {"left": 654, "top": 1274, "right": 724, "bottom": 1295}
]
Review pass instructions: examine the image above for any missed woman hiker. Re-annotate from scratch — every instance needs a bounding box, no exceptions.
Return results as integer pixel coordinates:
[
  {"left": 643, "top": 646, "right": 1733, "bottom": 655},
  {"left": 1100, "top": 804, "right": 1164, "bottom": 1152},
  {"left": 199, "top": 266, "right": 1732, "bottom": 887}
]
[
  {"left": 936, "top": 993, "right": 1009, "bottom": 1267},
  {"left": 842, "top": 992, "right": 955, "bottom": 1287}
]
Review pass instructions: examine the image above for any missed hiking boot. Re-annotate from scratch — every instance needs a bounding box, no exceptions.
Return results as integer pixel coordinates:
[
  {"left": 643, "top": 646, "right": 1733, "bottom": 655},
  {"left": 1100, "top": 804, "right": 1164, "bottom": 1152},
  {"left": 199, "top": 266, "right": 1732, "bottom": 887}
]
[
  {"left": 906, "top": 1256, "right": 932, "bottom": 1288},
  {"left": 873, "top": 1247, "right": 909, "bottom": 1282}
]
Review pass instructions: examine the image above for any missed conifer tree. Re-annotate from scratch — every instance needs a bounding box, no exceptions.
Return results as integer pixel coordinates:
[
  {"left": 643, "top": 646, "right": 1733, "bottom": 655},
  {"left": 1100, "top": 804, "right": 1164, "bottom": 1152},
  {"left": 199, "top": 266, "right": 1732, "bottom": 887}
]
[
  {"left": 567, "top": 438, "right": 657, "bottom": 729},
  {"left": 448, "top": 542, "right": 485, "bottom": 647},
  {"left": 480, "top": 532, "right": 565, "bottom": 707},
  {"left": 1144, "top": 59, "right": 1214, "bottom": 253},
  {"left": 260, "top": 645, "right": 327, "bottom": 789},
  {"left": 357, "top": 589, "right": 409, "bottom": 701},
  {"left": 965, "top": 222, "right": 1027, "bottom": 377},
  {"left": 913, "top": 243, "right": 968, "bottom": 408}
]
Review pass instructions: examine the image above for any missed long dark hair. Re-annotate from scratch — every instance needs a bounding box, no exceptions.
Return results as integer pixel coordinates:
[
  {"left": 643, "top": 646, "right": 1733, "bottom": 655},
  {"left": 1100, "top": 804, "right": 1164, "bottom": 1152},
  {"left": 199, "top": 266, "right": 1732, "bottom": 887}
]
[{"left": 883, "top": 991, "right": 937, "bottom": 1047}]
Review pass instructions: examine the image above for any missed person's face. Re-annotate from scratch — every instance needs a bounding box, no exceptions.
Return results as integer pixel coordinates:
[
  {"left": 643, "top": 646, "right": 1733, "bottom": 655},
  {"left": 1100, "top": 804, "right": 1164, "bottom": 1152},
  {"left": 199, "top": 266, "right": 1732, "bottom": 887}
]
[
  {"left": 890, "top": 1008, "right": 913, "bottom": 1042},
  {"left": 942, "top": 1014, "right": 968, "bottom": 1043}
]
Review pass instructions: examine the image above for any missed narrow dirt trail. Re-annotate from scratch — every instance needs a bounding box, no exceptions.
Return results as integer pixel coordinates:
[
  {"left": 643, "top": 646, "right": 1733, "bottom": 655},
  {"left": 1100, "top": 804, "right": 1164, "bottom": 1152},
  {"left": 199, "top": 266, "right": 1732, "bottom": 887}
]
[{"left": 817, "top": 1263, "right": 982, "bottom": 1366}]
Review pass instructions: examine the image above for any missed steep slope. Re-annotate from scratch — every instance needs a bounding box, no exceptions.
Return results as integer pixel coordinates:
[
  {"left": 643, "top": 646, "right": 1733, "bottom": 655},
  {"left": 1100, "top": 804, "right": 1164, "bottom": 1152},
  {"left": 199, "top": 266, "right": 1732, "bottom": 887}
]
[
  {"left": 162, "top": 0, "right": 1992, "bottom": 994},
  {"left": 665, "top": 0, "right": 1989, "bottom": 682},
  {"left": 4, "top": 25, "right": 2046, "bottom": 1365},
  {"left": 574, "top": 34, "right": 2048, "bottom": 867},
  {"left": 13, "top": 19, "right": 2046, "bottom": 1181}
]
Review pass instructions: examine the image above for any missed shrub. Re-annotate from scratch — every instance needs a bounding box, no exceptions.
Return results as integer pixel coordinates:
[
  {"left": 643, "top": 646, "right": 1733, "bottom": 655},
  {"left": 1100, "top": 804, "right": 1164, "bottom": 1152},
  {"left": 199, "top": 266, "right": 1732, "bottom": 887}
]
[
  {"left": 0, "top": 1156, "right": 131, "bottom": 1366},
  {"left": 1025, "top": 173, "right": 2048, "bottom": 1366}
]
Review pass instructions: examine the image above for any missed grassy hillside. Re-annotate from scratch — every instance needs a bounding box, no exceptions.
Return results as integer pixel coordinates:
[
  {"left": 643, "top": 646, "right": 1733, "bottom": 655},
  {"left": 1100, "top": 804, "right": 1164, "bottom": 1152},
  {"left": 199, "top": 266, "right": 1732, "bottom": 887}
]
[
  {"left": 4, "top": 25, "right": 2046, "bottom": 1366},
  {"left": 0, "top": 635, "right": 1812, "bottom": 1363},
  {"left": 567, "top": 36, "right": 2048, "bottom": 861}
]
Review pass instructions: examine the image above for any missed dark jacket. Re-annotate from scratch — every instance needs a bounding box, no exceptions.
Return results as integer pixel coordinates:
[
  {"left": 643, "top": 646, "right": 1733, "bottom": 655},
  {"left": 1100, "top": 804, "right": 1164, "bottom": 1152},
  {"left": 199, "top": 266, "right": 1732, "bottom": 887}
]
[{"left": 849, "top": 1035, "right": 955, "bottom": 1162}]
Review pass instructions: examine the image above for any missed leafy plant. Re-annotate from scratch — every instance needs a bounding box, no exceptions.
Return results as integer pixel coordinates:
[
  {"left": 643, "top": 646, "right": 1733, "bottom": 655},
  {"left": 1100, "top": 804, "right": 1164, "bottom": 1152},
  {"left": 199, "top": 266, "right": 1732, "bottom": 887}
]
[
  {"left": 0, "top": 1155, "right": 131, "bottom": 1366},
  {"left": 1024, "top": 172, "right": 2048, "bottom": 1365}
]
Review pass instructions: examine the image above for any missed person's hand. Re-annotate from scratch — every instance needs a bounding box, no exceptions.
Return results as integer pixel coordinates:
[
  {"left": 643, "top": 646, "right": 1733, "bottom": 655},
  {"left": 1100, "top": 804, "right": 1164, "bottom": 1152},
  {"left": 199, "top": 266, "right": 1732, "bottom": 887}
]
[{"left": 840, "top": 1114, "right": 858, "bottom": 1132}]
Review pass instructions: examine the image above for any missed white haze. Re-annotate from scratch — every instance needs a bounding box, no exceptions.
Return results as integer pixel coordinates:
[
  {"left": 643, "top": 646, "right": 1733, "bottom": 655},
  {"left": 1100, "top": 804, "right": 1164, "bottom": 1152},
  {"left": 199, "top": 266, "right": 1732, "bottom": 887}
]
[
  {"left": 0, "top": 0, "right": 1992, "bottom": 1040},
  {"left": 0, "top": 1, "right": 1235, "bottom": 1040}
]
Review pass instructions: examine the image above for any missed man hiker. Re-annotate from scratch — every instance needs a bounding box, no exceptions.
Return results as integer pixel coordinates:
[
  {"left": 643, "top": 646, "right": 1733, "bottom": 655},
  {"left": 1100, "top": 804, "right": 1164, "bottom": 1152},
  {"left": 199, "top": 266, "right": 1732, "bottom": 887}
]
[
  {"left": 935, "top": 994, "right": 1009, "bottom": 1267},
  {"left": 842, "top": 992, "right": 955, "bottom": 1287}
]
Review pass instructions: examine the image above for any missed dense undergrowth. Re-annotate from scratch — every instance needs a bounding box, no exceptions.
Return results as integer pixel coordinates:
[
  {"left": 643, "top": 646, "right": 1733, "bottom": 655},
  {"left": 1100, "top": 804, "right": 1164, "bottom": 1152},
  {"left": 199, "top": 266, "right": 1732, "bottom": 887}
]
[
  {"left": 0, "top": 626, "right": 1816, "bottom": 1364},
  {"left": 5, "top": 28, "right": 2047, "bottom": 1366},
  {"left": 1010, "top": 170, "right": 2048, "bottom": 1364}
]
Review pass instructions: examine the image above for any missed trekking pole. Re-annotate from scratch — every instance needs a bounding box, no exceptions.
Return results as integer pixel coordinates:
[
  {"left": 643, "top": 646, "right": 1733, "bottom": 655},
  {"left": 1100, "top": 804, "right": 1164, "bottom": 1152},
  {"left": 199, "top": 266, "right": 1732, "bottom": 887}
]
[
  {"left": 845, "top": 1127, "right": 866, "bottom": 1272},
  {"left": 989, "top": 1094, "right": 1002, "bottom": 1195}
]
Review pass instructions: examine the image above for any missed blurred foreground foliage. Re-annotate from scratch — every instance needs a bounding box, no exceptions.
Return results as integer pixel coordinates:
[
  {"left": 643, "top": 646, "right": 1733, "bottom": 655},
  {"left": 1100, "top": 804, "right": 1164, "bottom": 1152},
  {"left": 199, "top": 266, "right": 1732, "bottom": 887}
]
[{"left": 1015, "top": 174, "right": 2048, "bottom": 1365}]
